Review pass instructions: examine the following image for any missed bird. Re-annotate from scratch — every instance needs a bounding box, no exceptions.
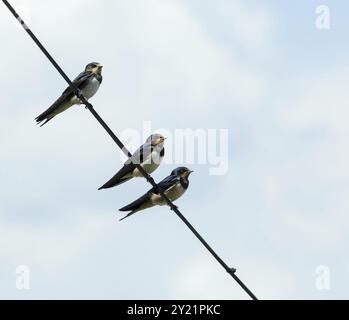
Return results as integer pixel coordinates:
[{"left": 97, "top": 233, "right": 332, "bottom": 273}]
[
  {"left": 35, "top": 62, "right": 103, "bottom": 126},
  {"left": 119, "top": 167, "right": 193, "bottom": 221},
  {"left": 98, "top": 134, "right": 166, "bottom": 190}
]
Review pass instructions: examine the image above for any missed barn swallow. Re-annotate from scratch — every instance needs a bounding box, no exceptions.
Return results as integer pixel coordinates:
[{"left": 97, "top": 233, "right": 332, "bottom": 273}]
[
  {"left": 35, "top": 62, "right": 103, "bottom": 126},
  {"left": 98, "top": 134, "right": 166, "bottom": 190},
  {"left": 119, "top": 167, "right": 193, "bottom": 221}
]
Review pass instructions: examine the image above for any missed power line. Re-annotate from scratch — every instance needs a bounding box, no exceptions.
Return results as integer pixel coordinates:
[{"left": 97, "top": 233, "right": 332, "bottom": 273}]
[{"left": 2, "top": 0, "right": 258, "bottom": 300}]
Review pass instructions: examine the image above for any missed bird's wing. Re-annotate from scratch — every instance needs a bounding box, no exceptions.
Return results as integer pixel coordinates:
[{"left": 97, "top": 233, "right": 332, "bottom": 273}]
[
  {"left": 119, "top": 192, "right": 152, "bottom": 220},
  {"left": 118, "top": 174, "right": 179, "bottom": 221},
  {"left": 154, "top": 175, "right": 180, "bottom": 194},
  {"left": 35, "top": 71, "right": 93, "bottom": 124},
  {"left": 98, "top": 143, "right": 153, "bottom": 189},
  {"left": 62, "top": 71, "right": 93, "bottom": 95},
  {"left": 98, "top": 164, "right": 135, "bottom": 189},
  {"left": 35, "top": 93, "right": 71, "bottom": 123}
]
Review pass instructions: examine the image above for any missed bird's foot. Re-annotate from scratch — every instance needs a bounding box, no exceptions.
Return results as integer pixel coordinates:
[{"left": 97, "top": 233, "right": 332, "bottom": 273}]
[
  {"left": 74, "top": 88, "right": 89, "bottom": 108},
  {"left": 75, "top": 88, "right": 83, "bottom": 99}
]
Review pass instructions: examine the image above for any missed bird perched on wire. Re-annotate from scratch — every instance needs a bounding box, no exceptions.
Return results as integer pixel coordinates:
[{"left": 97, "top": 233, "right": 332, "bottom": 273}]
[
  {"left": 119, "top": 167, "right": 193, "bottom": 221},
  {"left": 98, "top": 134, "right": 166, "bottom": 190},
  {"left": 35, "top": 62, "right": 103, "bottom": 126}
]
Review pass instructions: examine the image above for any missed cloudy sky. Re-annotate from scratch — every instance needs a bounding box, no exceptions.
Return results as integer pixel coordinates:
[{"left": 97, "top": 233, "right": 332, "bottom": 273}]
[{"left": 1, "top": 0, "right": 348, "bottom": 299}]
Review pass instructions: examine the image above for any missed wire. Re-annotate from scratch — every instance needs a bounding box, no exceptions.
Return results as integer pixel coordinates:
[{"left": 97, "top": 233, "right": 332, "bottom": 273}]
[{"left": 2, "top": 0, "right": 258, "bottom": 300}]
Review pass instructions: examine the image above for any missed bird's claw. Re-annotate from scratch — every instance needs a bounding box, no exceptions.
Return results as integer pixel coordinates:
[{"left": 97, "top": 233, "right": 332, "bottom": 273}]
[
  {"left": 75, "top": 88, "right": 88, "bottom": 108},
  {"left": 75, "top": 88, "right": 83, "bottom": 99}
]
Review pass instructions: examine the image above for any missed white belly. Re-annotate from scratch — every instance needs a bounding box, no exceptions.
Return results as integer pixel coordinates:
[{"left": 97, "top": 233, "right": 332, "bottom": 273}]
[
  {"left": 133, "top": 162, "right": 159, "bottom": 177},
  {"left": 82, "top": 77, "right": 100, "bottom": 99},
  {"left": 133, "top": 150, "right": 163, "bottom": 177},
  {"left": 151, "top": 182, "right": 186, "bottom": 206},
  {"left": 70, "top": 78, "right": 100, "bottom": 105}
]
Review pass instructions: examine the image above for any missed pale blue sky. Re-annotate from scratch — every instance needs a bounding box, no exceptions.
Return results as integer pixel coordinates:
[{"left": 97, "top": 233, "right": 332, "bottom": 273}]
[{"left": 0, "top": 0, "right": 348, "bottom": 299}]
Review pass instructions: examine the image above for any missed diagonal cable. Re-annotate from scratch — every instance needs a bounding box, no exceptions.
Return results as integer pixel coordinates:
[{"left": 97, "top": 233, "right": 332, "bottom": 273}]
[{"left": 2, "top": 0, "right": 258, "bottom": 300}]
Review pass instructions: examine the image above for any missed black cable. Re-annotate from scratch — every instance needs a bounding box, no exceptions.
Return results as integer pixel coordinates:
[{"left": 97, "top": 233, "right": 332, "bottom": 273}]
[{"left": 2, "top": 0, "right": 258, "bottom": 300}]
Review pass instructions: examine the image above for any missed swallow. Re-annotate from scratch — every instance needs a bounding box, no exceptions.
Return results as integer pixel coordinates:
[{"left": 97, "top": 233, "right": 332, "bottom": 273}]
[
  {"left": 35, "top": 62, "right": 103, "bottom": 126},
  {"left": 98, "top": 134, "right": 166, "bottom": 190},
  {"left": 119, "top": 167, "right": 193, "bottom": 221}
]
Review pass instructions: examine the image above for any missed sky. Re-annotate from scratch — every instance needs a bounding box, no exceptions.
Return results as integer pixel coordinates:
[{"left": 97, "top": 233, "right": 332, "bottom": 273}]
[{"left": 0, "top": 0, "right": 348, "bottom": 299}]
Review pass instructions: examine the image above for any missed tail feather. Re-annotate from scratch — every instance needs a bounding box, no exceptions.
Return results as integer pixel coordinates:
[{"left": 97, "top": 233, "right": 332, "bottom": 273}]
[
  {"left": 37, "top": 116, "right": 54, "bottom": 127},
  {"left": 35, "top": 108, "right": 51, "bottom": 123},
  {"left": 119, "top": 212, "right": 135, "bottom": 222},
  {"left": 119, "top": 192, "right": 151, "bottom": 212},
  {"left": 118, "top": 192, "right": 153, "bottom": 221}
]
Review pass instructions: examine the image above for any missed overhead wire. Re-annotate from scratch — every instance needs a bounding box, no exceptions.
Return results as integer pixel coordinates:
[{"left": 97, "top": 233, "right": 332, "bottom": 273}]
[{"left": 2, "top": 0, "right": 258, "bottom": 300}]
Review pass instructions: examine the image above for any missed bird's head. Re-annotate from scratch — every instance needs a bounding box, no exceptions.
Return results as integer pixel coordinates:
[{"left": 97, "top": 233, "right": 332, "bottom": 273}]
[
  {"left": 171, "top": 167, "right": 194, "bottom": 179},
  {"left": 85, "top": 62, "right": 103, "bottom": 75},
  {"left": 148, "top": 133, "right": 166, "bottom": 147}
]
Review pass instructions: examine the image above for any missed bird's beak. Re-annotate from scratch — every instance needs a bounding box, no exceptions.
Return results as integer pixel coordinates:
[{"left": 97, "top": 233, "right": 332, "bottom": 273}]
[
  {"left": 155, "top": 137, "right": 166, "bottom": 145},
  {"left": 184, "top": 170, "right": 194, "bottom": 177},
  {"left": 97, "top": 64, "right": 103, "bottom": 69}
]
